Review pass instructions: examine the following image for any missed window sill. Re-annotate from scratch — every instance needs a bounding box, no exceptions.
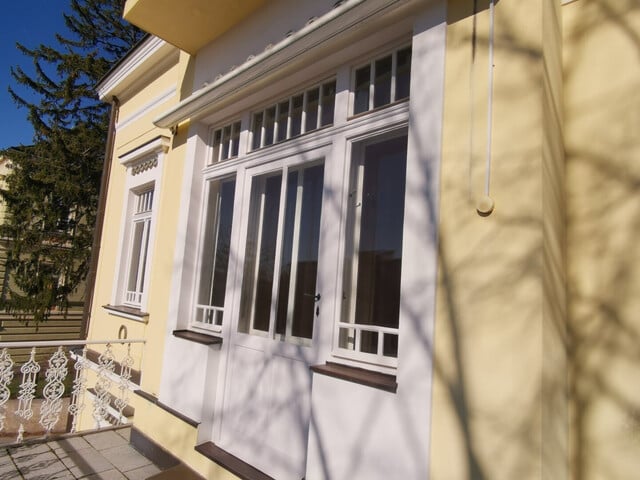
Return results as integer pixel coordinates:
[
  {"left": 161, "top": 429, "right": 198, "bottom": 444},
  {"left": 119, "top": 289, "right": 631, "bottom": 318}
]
[
  {"left": 172, "top": 329, "right": 223, "bottom": 346},
  {"left": 103, "top": 304, "right": 149, "bottom": 323},
  {"left": 195, "top": 442, "right": 274, "bottom": 480},
  {"left": 134, "top": 389, "right": 199, "bottom": 427},
  {"left": 310, "top": 361, "right": 397, "bottom": 393}
]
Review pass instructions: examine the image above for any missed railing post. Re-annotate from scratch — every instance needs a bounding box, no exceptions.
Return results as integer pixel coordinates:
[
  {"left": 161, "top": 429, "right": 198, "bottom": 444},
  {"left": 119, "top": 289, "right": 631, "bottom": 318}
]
[
  {"left": 0, "top": 348, "right": 14, "bottom": 432},
  {"left": 15, "top": 347, "right": 40, "bottom": 442}
]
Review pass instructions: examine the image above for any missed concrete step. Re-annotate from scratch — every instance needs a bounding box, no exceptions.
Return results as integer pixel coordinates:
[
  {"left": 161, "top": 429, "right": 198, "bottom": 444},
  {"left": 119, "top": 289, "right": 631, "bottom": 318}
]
[{"left": 147, "top": 463, "right": 205, "bottom": 480}]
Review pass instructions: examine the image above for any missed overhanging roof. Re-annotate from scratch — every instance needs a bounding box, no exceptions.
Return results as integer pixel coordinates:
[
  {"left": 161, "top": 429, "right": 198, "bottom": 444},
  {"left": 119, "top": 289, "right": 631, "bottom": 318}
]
[{"left": 123, "top": 0, "right": 266, "bottom": 54}]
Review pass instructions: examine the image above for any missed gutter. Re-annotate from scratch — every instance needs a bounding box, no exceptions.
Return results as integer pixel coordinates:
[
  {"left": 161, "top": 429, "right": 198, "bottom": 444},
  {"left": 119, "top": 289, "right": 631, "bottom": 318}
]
[{"left": 81, "top": 96, "right": 119, "bottom": 339}]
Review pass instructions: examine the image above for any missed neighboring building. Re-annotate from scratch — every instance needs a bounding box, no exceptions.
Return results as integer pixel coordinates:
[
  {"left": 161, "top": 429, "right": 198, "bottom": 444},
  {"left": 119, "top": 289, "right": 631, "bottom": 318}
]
[
  {"left": 88, "top": 1, "right": 640, "bottom": 479},
  {"left": 0, "top": 155, "right": 83, "bottom": 350}
]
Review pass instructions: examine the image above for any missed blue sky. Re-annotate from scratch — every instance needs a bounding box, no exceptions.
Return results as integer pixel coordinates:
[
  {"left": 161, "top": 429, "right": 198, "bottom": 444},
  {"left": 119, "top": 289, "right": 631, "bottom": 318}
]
[{"left": 0, "top": 1, "right": 72, "bottom": 150}]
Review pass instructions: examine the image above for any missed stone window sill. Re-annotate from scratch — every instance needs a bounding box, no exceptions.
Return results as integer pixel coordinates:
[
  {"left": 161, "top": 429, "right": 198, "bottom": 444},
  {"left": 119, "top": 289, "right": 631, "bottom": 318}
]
[{"left": 310, "top": 361, "right": 397, "bottom": 393}]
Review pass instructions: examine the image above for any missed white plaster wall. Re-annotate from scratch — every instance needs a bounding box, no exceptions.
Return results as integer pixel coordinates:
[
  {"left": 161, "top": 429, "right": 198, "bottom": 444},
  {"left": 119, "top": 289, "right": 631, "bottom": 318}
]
[
  {"left": 305, "top": 3, "right": 447, "bottom": 479},
  {"left": 193, "top": 0, "right": 337, "bottom": 89}
]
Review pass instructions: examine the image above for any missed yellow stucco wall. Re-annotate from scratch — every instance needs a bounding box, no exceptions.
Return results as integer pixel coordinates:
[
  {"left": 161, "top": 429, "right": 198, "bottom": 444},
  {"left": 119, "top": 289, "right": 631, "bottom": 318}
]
[
  {"left": 564, "top": 1, "right": 640, "bottom": 479},
  {"left": 430, "top": 1, "right": 567, "bottom": 478},
  {"left": 88, "top": 51, "right": 193, "bottom": 396}
]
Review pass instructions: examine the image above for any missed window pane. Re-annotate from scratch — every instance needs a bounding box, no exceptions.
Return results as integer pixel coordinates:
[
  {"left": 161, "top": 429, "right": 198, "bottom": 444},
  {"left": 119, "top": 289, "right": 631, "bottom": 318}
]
[
  {"left": 383, "top": 333, "right": 398, "bottom": 358},
  {"left": 127, "top": 221, "right": 145, "bottom": 293},
  {"left": 221, "top": 125, "right": 231, "bottom": 159},
  {"left": 264, "top": 106, "right": 276, "bottom": 146},
  {"left": 354, "top": 135, "right": 406, "bottom": 329},
  {"left": 341, "top": 134, "right": 407, "bottom": 358},
  {"left": 211, "top": 129, "right": 222, "bottom": 163},
  {"left": 197, "top": 178, "right": 236, "bottom": 318},
  {"left": 354, "top": 65, "right": 371, "bottom": 114},
  {"left": 320, "top": 81, "right": 336, "bottom": 127},
  {"left": 275, "top": 171, "right": 299, "bottom": 336},
  {"left": 290, "top": 95, "right": 303, "bottom": 137},
  {"left": 395, "top": 47, "right": 412, "bottom": 101},
  {"left": 230, "top": 122, "right": 241, "bottom": 157},
  {"left": 251, "top": 112, "right": 264, "bottom": 150},
  {"left": 373, "top": 55, "right": 392, "bottom": 108},
  {"left": 276, "top": 101, "right": 290, "bottom": 142},
  {"left": 360, "top": 330, "right": 378, "bottom": 354},
  {"left": 291, "top": 164, "right": 323, "bottom": 339},
  {"left": 305, "top": 88, "right": 319, "bottom": 133},
  {"left": 240, "top": 174, "right": 283, "bottom": 333}
]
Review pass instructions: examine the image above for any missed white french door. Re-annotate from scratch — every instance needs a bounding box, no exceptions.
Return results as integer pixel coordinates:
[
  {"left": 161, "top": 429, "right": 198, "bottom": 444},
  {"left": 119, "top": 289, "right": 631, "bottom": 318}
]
[{"left": 219, "top": 157, "right": 325, "bottom": 480}]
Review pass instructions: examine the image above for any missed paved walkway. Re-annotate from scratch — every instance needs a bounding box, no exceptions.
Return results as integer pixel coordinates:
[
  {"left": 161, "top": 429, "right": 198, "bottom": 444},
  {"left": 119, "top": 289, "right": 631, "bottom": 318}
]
[{"left": 0, "top": 428, "right": 164, "bottom": 480}]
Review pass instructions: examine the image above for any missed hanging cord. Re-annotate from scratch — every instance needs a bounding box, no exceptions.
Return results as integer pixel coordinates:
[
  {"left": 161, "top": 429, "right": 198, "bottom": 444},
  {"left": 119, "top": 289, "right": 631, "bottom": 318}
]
[{"left": 477, "top": 0, "right": 496, "bottom": 215}]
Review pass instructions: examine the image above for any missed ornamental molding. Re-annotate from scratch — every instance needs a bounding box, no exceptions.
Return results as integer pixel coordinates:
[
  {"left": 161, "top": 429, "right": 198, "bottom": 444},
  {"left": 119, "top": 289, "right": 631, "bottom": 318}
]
[{"left": 118, "top": 136, "right": 171, "bottom": 174}]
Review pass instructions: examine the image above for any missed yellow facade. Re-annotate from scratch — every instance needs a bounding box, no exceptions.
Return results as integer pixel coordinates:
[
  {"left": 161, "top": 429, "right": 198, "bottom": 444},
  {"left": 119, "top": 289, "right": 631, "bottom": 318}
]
[{"left": 88, "top": 0, "right": 640, "bottom": 478}]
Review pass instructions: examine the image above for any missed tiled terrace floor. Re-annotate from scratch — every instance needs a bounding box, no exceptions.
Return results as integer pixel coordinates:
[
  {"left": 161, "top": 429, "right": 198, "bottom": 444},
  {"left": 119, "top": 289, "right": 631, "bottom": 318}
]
[{"left": 0, "top": 428, "right": 164, "bottom": 480}]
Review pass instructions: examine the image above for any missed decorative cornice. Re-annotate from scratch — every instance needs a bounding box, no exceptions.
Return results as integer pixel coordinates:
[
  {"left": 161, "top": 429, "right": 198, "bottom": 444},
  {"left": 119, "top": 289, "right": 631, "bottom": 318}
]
[
  {"left": 96, "top": 36, "right": 179, "bottom": 100},
  {"left": 118, "top": 136, "right": 171, "bottom": 171}
]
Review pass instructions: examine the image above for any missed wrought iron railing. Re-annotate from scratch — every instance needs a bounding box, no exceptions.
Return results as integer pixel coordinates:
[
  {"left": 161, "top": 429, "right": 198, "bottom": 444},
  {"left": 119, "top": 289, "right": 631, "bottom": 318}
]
[{"left": 0, "top": 339, "right": 145, "bottom": 443}]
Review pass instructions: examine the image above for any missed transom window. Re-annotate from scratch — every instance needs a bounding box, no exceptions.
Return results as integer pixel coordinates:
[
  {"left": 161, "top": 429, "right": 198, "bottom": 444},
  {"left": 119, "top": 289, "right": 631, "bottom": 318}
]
[
  {"left": 353, "top": 45, "right": 411, "bottom": 115},
  {"left": 125, "top": 187, "right": 154, "bottom": 307},
  {"left": 337, "top": 133, "right": 408, "bottom": 366},
  {"left": 193, "top": 176, "right": 236, "bottom": 331},
  {"left": 210, "top": 121, "right": 241, "bottom": 164},
  {"left": 250, "top": 80, "right": 336, "bottom": 151},
  {"left": 239, "top": 162, "right": 324, "bottom": 343}
]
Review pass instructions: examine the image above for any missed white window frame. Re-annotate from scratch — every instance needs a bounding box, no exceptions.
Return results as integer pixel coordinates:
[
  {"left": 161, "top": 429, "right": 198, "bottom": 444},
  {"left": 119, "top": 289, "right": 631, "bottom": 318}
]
[
  {"left": 191, "top": 174, "right": 237, "bottom": 333},
  {"left": 123, "top": 186, "right": 154, "bottom": 307},
  {"left": 113, "top": 136, "right": 169, "bottom": 313},
  {"left": 235, "top": 154, "right": 326, "bottom": 347},
  {"left": 350, "top": 44, "right": 412, "bottom": 117},
  {"left": 332, "top": 127, "right": 409, "bottom": 369}
]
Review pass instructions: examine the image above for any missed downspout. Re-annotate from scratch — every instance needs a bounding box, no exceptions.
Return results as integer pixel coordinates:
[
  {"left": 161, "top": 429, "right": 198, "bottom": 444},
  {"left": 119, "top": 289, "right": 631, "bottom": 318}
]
[{"left": 80, "top": 96, "right": 119, "bottom": 339}]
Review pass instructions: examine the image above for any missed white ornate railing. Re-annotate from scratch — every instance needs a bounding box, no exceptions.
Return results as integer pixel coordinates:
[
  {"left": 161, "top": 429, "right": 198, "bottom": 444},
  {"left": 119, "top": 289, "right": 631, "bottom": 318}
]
[{"left": 0, "top": 339, "right": 145, "bottom": 443}]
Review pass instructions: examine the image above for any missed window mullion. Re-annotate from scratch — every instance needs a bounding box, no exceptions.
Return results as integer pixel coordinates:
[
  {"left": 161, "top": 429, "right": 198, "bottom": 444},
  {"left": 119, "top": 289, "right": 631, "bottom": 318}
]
[
  {"left": 259, "top": 111, "right": 266, "bottom": 148},
  {"left": 285, "top": 170, "right": 305, "bottom": 340},
  {"left": 286, "top": 97, "right": 292, "bottom": 139},
  {"left": 301, "top": 92, "right": 308, "bottom": 135},
  {"left": 368, "top": 62, "right": 375, "bottom": 111},
  {"left": 348, "top": 160, "right": 365, "bottom": 330},
  {"left": 391, "top": 51, "right": 397, "bottom": 103}
]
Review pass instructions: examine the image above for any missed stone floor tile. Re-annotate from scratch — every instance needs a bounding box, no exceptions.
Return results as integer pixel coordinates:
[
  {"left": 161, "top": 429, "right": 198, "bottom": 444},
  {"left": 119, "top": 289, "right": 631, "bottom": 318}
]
[
  {"left": 100, "top": 445, "right": 151, "bottom": 473},
  {"left": 50, "top": 436, "right": 92, "bottom": 455},
  {"left": 115, "top": 428, "right": 131, "bottom": 442},
  {"left": 60, "top": 447, "right": 113, "bottom": 477},
  {"left": 123, "top": 463, "right": 162, "bottom": 480},
  {"left": 7, "top": 442, "right": 50, "bottom": 459},
  {"left": 0, "top": 458, "right": 22, "bottom": 480},
  {"left": 83, "top": 432, "right": 127, "bottom": 451},
  {"left": 13, "top": 451, "right": 68, "bottom": 480},
  {"left": 80, "top": 469, "right": 127, "bottom": 480}
]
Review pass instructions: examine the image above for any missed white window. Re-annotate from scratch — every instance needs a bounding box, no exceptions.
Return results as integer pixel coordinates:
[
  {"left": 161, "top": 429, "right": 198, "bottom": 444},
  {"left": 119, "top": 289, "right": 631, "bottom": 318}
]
[
  {"left": 239, "top": 161, "right": 324, "bottom": 343},
  {"left": 250, "top": 80, "right": 336, "bottom": 150},
  {"left": 112, "top": 136, "right": 168, "bottom": 314},
  {"left": 193, "top": 176, "right": 236, "bottom": 331},
  {"left": 124, "top": 187, "right": 154, "bottom": 307},
  {"left": 352, "top": 45, "right": 411, "bottom": 115},
  {"left": 210, "top": 121, "right": 241, "bottom": 164},
  {"left": 336, "top": 132, "right": 408, "bottom": 367}
]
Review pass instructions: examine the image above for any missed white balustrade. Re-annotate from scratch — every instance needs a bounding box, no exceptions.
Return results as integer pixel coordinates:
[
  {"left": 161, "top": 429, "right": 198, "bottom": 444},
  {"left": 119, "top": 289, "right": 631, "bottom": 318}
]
[{"left": 0, "top": 339, "right": 145, "bottom": 443}]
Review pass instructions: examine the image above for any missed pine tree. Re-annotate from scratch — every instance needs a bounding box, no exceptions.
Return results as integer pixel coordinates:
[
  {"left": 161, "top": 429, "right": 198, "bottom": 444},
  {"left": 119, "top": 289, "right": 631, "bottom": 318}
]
[{"left": 0, "top": 0, "right": 144, "bottom": 321}]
